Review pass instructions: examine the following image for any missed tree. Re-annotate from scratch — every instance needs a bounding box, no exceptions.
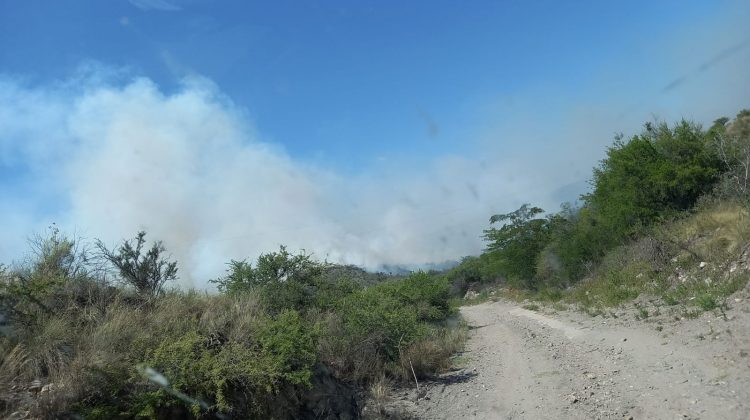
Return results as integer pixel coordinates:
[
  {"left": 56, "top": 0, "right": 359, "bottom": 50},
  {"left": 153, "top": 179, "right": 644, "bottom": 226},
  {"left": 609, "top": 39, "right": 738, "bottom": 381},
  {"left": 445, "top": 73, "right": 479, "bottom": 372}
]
[
  {"left": 482, "top": 204, "right": 553, "bottom": 289},
  {"left": 96, "top": 231, "right": 177, "bottom": 295},
  {"left": 542, "top": 204, "right": 619, "bottom": 282},
  {"left": 0, "top": 227, "right": 90, "bottom": 324},
  {"left": 587, "top": 120, "right": 720, "bottom": 237},
  {"left": 212, "top": 246, "right": 325, "bottom": 313},
  {"left": 713, "top": 110, "right": 750, "bottom": 201},
  {"left": 212, "top": 246, "right": 322, "bottom": 294}
]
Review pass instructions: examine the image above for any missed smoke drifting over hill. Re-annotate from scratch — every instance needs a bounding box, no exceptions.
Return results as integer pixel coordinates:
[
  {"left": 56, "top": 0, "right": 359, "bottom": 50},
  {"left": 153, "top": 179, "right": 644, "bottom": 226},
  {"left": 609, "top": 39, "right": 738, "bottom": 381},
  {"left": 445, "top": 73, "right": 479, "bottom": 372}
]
[
  {"left": 0, "top": 68, "right": 592, "bottom": 286},
  {"left": 2, "top": 16, "right": 749, "bottom": 287}
]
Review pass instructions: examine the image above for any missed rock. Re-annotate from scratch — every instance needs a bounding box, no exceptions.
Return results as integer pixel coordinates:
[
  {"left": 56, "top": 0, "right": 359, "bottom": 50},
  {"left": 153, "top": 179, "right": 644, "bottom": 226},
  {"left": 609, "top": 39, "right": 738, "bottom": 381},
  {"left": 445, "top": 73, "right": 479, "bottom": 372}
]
[
  {"left": 464, "top": 290, "right": 480, "bottom": 300},
  {"left": 568, "top": 394, "right": 579, "bottom": 404},
  {"left": 622, "top": 338, "right": 628, "bottom": 342},
  {"left": 699, "top": 261, "right": 707, "bottom": 269}
]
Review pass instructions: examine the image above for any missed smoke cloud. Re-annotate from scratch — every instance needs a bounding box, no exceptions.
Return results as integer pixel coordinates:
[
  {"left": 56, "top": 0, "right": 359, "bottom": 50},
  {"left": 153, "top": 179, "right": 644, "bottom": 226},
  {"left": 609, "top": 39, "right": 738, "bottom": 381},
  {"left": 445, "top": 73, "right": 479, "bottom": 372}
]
[
  {"left": 1, "top": 72, "right": 567, "bottom": 287},
  {"left": 1, "top": 11, "right": 748, "bottom": 288}
]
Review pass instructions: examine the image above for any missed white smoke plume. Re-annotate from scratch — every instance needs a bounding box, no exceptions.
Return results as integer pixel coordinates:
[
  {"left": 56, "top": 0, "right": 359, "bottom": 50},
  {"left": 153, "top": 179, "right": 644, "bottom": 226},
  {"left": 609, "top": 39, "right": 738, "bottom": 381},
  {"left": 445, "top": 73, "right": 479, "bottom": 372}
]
[
  {"left": 2, "top": 17, "right": 748, "bottom": 288},
  {"left": 1, "top": 72, "right": 556, "bottom": 287}
]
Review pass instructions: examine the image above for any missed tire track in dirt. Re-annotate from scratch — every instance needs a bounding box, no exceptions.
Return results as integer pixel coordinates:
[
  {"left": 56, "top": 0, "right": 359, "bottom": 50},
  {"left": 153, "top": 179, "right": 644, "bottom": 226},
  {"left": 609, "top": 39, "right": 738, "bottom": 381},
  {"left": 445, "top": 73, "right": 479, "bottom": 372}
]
[{"left": 396, "top": 299, "right": 750, "bottom": 419}]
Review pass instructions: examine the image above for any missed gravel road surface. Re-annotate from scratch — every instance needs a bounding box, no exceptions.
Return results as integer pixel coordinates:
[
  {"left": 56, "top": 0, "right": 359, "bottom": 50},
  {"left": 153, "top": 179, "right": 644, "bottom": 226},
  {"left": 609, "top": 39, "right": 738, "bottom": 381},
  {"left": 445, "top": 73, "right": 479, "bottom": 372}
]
[{"left": 393, "top": 296, "right": 750, "bottom": 419}]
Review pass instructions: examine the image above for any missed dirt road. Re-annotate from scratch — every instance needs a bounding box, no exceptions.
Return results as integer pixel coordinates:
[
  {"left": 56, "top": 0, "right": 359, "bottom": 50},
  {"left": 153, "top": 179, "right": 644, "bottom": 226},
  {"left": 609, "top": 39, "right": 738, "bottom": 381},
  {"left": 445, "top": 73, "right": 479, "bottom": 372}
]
[{"left": 395, "top": 297, "right": 750, "bottom": 419}]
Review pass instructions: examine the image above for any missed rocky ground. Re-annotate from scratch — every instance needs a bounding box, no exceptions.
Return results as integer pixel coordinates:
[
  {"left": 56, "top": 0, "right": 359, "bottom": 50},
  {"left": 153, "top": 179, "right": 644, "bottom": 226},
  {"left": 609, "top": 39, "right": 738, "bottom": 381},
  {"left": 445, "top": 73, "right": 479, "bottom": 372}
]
[{"left": 380, "top": 288, "right": 750, "bottom": 419}]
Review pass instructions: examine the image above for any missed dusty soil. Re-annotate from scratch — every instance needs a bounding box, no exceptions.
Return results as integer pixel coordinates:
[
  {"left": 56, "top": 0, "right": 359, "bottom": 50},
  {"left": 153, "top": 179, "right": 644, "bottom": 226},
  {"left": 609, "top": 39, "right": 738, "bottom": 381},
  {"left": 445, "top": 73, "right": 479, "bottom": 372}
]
[{"left": 387, "top": 292, "right": 750, "bottom": 419}]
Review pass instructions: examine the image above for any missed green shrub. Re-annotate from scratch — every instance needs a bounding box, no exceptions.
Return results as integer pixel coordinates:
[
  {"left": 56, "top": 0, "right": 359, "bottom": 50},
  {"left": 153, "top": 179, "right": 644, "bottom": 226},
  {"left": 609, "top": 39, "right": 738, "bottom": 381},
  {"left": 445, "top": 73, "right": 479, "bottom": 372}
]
[
  {"left": 312, "top": 275, "right": 362, "bottom": 310},
  {"left": 482, "top": 204, "right": 559, "bottom": 289},
  {"left": 695, "top": 293, "right": 718, "bottom": 311},
  {"left": 338, "top": 287, "right": 424, "bottom": 362},
  {"left": 140, "top": 309, "right": 316, "bottom": 417},
  {"left": 0, "top": 229, "right": 90, "bottom": 326},
  {"left": 535, "top": 287, "right": 563, "bottom": 302},
  {"left": 589, "top": 121, "right": 721, "bottom": 238},
  {"left": 211, "top": 247, "right": 326, "bottom": 314},
  {"left": 388, "top": 272, "right": 452, "bottom": 321},
  {"left": 255, "top": 310, "right": 318, "bottom": 387},
  {"left": 320, "top": 271, "right": 458, "bottom": 383}
]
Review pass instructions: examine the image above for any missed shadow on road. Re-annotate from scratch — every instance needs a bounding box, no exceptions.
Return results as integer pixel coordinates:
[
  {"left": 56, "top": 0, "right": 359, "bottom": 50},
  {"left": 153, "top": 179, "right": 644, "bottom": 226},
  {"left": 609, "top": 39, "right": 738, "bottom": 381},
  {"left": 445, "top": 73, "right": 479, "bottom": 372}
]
[{"left": 426, "top": 370, "right": 478, "bottom": 385}]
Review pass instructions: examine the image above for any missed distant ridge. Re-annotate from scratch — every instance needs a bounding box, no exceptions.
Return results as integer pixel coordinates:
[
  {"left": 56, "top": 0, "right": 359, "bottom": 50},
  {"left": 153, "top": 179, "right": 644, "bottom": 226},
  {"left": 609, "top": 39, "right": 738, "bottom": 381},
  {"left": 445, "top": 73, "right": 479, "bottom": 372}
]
[{"left": 375, "top": 260, "right": 461, "bottom": 275}]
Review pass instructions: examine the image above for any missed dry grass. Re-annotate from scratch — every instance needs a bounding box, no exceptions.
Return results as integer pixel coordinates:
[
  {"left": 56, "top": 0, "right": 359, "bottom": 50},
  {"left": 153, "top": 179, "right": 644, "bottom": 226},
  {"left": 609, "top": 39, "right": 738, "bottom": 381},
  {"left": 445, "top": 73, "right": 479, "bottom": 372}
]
[
  {"left": 672, "top": 202, "right": 750, "bottom": 262},
  {"left": 0, "top": 284, "right": 272, "bottom": 418},
  {"left": 369, "top": 374, "right": 391, "bottom": 416},
  {"left": 2, "top": 243, "right": 467, "bottom": 418},
  {"left": 398, "top": 321, "right": 468, "bottom": 380},
  {"left": 315, "top": 311, "right": 385, "bottom": 383},
  {"left": 561, "top": 202, "right": 750, "bottom": 315}
]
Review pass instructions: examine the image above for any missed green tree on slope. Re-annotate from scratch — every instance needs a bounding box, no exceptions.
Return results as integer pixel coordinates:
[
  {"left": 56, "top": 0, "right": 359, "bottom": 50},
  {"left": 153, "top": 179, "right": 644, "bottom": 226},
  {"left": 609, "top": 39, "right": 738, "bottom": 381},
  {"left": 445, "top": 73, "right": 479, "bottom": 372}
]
[{"left": 483, "top": 204, "right": 558, "bottom": 289}]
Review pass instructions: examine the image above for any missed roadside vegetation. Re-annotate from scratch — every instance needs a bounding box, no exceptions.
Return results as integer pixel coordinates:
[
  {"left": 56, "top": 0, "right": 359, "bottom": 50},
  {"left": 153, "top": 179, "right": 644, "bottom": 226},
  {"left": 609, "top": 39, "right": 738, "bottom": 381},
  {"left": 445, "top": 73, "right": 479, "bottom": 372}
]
[
  {"left": 444, "top": 109, "right": 750, "bottom": 316},
  {"left": 0, "top": 233, "right": 464, "bottom": 418}
]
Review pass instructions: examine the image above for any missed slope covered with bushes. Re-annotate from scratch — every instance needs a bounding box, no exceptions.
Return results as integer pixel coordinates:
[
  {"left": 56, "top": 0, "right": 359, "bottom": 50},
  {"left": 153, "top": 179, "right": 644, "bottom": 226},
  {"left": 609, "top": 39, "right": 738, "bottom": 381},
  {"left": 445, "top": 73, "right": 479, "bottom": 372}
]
[
  {"left": 446, "top": 109, "right": 750, "bottom": 314},
  {"left": 0, "top": 235, "right": 464, "bottom": 418}
]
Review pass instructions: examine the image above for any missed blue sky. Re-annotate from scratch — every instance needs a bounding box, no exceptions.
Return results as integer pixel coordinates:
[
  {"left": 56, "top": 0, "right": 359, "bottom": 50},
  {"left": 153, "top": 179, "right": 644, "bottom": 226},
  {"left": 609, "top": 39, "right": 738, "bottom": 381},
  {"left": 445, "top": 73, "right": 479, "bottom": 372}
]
[
  {"left": 1, "top": 0, "right": 749, "bottom": 286},
  {"left": 1, "top": 0, "right": 733, "bottom": 167}
]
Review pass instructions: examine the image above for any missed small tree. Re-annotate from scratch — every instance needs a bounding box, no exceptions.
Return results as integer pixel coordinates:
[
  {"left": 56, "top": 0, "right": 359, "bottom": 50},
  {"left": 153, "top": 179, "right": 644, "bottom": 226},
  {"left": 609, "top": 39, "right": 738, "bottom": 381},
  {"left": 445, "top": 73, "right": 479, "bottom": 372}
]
[
  {"left": 211, "top": 246, "right": 325, "bottom": 313},
  {"left": 713, "top": 110, "right": 750, "bottom": 201},
  {"left": 482, "top": 204, "right": 554, "bottom": 289},
  {"left": 212, "top": 246, "right": 322, "bottom": 295},
  {"left": 96, "top": 231, "right": 177, "bottom": 295},
  {"left": 0, "top": 227, "right": 90, "bottom": 324}
]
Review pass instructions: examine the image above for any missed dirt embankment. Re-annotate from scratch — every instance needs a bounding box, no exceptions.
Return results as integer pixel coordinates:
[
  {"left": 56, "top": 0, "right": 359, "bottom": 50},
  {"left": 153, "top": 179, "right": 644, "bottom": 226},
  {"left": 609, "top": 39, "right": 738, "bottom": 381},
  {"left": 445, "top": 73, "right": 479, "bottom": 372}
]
[{"left": 388, "top": 294, "right": 750, "bottom": 419}]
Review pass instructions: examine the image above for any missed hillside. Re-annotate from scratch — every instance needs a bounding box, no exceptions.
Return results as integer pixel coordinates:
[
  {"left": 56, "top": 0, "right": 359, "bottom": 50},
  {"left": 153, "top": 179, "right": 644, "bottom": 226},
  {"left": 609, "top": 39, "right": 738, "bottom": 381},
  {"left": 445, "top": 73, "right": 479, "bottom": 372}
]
[
  {"left": 1, "top": 109, "right": 749, "bottom": 419},
  {"left": 0, "top": 241, "right": 466, "bottom": 418}
]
